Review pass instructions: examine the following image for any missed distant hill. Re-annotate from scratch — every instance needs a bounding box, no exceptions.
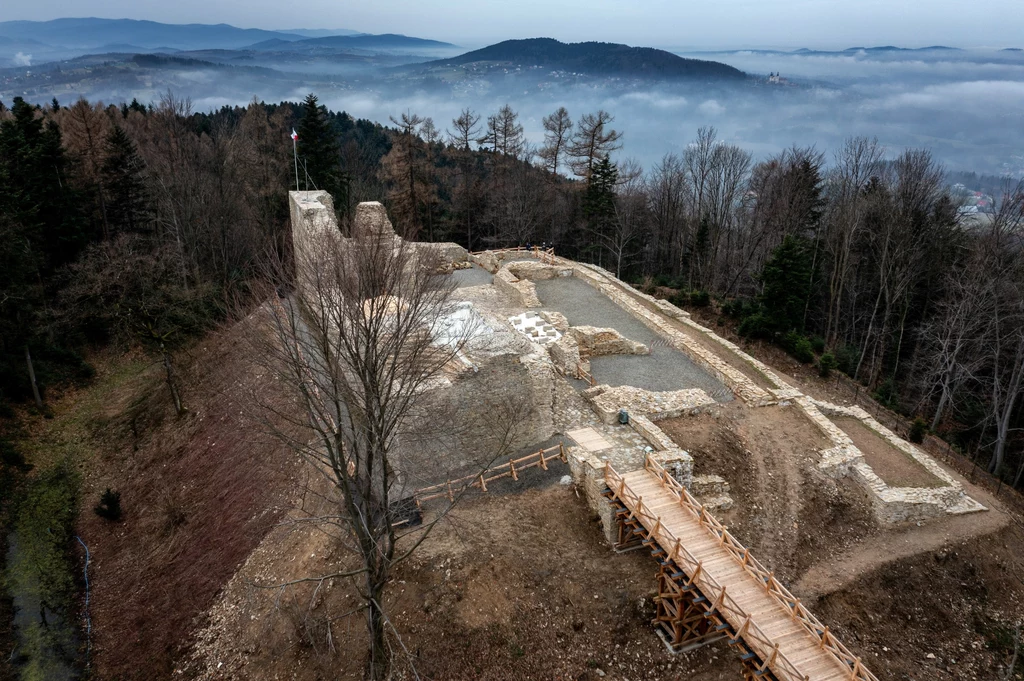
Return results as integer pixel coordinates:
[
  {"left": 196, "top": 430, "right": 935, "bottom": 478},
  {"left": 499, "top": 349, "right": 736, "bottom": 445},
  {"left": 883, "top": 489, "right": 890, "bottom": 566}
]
[
  {"left": 280, "top": 28, "right": 362, "bottom": 38},
  {"left": 425, "top": 38, "right": 746, "bottom": 80},
  {"left": 0, "top": 18, "right": 305, "bottom": 51},
  {"left": 247, "top": 33, "right": 456, "bottom": 53}
]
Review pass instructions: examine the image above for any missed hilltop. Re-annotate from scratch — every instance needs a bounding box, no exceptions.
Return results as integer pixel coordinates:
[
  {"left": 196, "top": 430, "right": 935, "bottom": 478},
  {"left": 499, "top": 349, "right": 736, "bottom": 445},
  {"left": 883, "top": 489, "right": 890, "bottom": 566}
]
[
  {"left": 424, "top": 37, "right": 746, "bottom": 80},
  {"left": 247, "top": 33, "right": 456, "bottom": 53}
]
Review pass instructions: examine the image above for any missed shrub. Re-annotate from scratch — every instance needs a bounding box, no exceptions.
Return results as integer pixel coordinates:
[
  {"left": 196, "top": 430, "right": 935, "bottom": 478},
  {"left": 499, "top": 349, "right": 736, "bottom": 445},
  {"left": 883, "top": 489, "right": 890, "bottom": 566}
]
[
  {"left": 810, "top": 336, "right": 826, "bottom": 354},
  {"left": 738, "top": 312, "right": 773, "bottom": 339},
  {"left": 669, "top": 290, "right": 689, "bottom": 308},
  {"left": 835, "top": 345, "right": 860, "bottom": 376},
  {"left": 690, "top": 290, "right": 711, "bottom": 307},
  {"left": 818, "top": 352, "right": 837, "bottom": 377},
  {"left": 782, "top": 331, "right": 815, "bottom": 363},
  {"left": 872, "top": 378, "right": 902, "bottom": 412},
  {"left": 94, "top": 487, "right": 122, "bottom": 521},
  {"left": 909, "top": 417, "right": 927, "bottom": 444}
]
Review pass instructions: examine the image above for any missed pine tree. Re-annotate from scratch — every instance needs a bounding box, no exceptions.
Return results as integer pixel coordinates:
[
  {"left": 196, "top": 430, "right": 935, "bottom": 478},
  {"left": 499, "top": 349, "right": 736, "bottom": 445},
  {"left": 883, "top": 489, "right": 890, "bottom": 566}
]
[
  {"left": 0, "top": 97, "right": 85, "bottom": 402},
  {"left": 102, "top": 125, "right": 151, "bottom": 235},
  {"left": 297, "top": 93, "right": 347, "bottom": 211},
  {"left": 582, "top": 156, "right": 618, "bottom": 262},
  {"left": 759, "top": 234, "right": 813, "bottom": 333},
  {"left": 583, "top": 156, "right": 618, "bottom": 230}
]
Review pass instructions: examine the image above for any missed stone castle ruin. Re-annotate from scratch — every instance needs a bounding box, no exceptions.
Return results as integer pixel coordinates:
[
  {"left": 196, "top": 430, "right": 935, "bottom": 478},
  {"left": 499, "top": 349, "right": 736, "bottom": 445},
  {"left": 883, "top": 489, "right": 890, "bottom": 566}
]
[
  {"left": 286, "top": 191, "right": 989, "bottom": 680},
  {"left": 290, "top": 190, "right": 985, "bottom": 529}
]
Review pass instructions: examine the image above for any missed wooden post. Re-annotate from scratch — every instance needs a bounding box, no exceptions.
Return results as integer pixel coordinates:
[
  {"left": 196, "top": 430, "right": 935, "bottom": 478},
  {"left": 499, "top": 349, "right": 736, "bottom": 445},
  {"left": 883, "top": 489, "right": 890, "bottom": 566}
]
[
  {"left": 688, "top": 562, "right": 703, "bottom": 586},
  {"left": 510, "top": 460, "right": 518, "bottom": 481},
  {"left": 818, "top": 626, "right": 830, "bottom": 649},
  {"left": 711, "top": 585, "right": 727, "bottom": 613},
  {"left": 735, "top": 616, "right": 751, "bottom": 641},
  {"left": 447, "top": 481, "right": 454, "bottom": 502},
  {"left": 479, "top": 474, "right": 487, "bottom": 492},
  {"left": 539, "top": 449, "right": 548, "bottom": 470}
]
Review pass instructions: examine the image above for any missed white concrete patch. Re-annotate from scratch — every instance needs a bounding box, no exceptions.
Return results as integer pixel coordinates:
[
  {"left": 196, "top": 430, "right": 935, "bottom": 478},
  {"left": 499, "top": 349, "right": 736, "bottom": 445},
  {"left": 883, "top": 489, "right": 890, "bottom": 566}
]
[
  {"left": 508, "top": 311, "right": 562, "bottom": 345},
  {"left": 436, "top": 301, "right": 492, "bottom": 347}
]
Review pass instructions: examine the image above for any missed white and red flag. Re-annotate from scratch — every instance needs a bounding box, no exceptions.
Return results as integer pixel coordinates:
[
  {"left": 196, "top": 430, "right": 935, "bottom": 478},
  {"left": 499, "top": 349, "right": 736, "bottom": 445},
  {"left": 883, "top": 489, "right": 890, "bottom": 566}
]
[{"left": 291, "top": 129, "right": 298, "bottom": 141}]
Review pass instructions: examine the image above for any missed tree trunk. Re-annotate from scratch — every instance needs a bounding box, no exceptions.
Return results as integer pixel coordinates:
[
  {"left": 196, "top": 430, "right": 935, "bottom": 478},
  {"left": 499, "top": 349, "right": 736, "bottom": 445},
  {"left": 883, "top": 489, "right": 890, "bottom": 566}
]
[
  {"left": 366, "top": 588, "right": 389, "bottom": 681},
  {"left": 931, "top": 385, "right": 950, "bottom": 432},
  {"left": 162, "top": 347, "right": 185, "bottom": 416},
  {"left": 25, "top": 345, "right": 43, "bottom": 408}
]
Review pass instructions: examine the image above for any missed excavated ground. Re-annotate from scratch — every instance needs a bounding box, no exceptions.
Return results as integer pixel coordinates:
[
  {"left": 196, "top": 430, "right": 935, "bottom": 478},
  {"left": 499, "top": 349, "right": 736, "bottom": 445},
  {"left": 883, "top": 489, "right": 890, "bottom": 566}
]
[{"left": 34, "top": 269, "right": 1022, "bottom": 681}]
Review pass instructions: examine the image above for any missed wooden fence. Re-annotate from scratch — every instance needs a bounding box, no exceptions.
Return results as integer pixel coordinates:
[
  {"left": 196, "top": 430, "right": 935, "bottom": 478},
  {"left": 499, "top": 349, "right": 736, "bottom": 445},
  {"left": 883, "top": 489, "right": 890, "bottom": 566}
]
[
  {"left": 606, "top": 454, "right": 878, "bottom": 681},
  {"left": 469, "top": 246, "right": 558, "bottom": 264},
  {"left": 412, "top": 443, "right": 567, "bottom": 507}
]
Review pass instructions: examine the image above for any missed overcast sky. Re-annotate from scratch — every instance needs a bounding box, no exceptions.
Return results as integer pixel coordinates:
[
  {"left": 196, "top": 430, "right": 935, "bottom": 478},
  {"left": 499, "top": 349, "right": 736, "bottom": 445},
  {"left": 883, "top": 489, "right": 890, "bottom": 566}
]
[{"left": 3, "top": 0, "right": 1023, "bottom": 50}]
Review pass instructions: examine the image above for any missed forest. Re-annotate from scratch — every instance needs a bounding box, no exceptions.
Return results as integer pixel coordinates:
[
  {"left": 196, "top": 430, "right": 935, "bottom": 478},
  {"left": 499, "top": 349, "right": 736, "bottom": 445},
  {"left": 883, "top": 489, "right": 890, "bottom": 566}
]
[{"left": 0, "top": 93, "right": 1022, "bottom": 489}]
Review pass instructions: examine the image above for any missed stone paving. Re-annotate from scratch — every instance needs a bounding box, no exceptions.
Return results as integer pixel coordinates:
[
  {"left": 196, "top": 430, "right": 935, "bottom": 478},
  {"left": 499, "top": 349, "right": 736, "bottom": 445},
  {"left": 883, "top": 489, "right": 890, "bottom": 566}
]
[{"left": 533, "top": 277, "right": 733, "bottom": 400}]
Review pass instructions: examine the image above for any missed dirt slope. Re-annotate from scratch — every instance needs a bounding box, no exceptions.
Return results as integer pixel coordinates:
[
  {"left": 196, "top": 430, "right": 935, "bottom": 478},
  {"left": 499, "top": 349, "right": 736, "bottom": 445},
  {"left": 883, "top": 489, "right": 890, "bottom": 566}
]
[{"left": 71, "top": 320, "right": 303, "bottom": 680}]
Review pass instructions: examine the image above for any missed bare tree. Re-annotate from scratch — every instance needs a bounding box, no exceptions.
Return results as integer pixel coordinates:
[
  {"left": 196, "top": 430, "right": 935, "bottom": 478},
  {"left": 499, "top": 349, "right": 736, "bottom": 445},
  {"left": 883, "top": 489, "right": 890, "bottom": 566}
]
[
  {"left": 446, "top": 108, "right": 480, "bottom": 150},
  {"left": 478, "top": 104, "right": 525, "bottom": 158},
  {"left": 380, "top": 112, "right": 433, "bottom": 239},
  {"left": 538, "top": 106, "right": 573, "bottom": 176},
  {"left": 822, "top": 137, "right": 884, "bottom": 345},
  {"left": 252, "top": 205, "right": 527, "bottom": 679},
  {"left": 979, "top": 182, "right": 1024, "bottom": 476},
  {"left": 61, "top": 98, "right": 113, "bottom": 239},
  {"left": 568, "top": 110, "right": 622, "bottom": 179},
  {"left": 646, "top": 153, "right": 690, "bottom": 277}
]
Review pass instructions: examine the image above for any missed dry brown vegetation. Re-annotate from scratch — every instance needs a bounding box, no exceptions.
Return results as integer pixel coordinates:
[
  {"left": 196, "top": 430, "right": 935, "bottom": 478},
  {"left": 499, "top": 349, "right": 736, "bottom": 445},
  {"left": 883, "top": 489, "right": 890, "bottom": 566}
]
[{"left": 70, "top": 320, "right": 302, "bottom": 680}]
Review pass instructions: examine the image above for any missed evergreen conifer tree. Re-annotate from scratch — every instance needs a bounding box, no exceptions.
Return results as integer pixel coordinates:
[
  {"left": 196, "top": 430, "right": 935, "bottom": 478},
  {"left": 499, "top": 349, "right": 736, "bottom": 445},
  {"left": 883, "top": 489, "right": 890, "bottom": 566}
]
[
  {"left": 583, "top": 156, "right": 618, "bottom": 234},
  {"left": 102, "top": 125, "right": 151, "bottom": 235},
  {"left": 297, "top": 93, "right": 347, "bottom": 211},
  {"left": 759, "top": 234, "right": 814, "bottom": 332}
]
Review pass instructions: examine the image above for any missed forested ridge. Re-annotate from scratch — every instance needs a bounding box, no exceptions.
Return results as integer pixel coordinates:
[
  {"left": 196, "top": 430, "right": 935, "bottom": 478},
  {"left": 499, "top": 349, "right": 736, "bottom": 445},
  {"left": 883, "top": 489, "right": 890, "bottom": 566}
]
[{"left": 0, "top": 93, "right": 1022, "bottom": 489}]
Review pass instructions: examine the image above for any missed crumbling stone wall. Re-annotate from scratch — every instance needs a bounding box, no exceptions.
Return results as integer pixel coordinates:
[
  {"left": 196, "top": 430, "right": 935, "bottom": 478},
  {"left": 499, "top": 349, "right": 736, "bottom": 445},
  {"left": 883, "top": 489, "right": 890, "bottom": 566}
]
[
  {"left": 583, "top": 384, "right": 716, "bottom": 424},
  {"left": 568, "top": 326, "right": 649, "bottom": 359},
  {"left": 494, "top": 267, "right": 541, "bottom": 308},
  {"left": 567, "top": 447, "right": 617, "bottom": 542}
]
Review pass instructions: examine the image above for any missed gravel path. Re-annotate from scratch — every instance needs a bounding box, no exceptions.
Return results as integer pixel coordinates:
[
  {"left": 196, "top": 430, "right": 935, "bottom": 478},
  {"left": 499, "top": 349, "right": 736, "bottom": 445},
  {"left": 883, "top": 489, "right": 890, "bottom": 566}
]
[
  {"left": 534, "top": 277, "right": 732, "bottom": 400},
  {"left": 452, "top": 263, "right": 494, "bottom": 288}
]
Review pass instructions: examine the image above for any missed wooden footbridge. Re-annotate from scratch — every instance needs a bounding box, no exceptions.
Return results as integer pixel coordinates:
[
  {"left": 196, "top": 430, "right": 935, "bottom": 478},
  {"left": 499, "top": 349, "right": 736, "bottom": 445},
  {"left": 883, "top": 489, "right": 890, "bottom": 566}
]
[{"left": 603, "top": 455, "right": 878, "bottom": 681}]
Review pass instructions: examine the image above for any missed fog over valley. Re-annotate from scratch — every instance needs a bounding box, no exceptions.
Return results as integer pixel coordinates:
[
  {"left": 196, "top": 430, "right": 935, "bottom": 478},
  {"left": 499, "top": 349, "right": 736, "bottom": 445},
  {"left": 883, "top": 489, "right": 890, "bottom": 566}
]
[{"left": 1, "top": 18, "right": 1023, "bottom": 176}]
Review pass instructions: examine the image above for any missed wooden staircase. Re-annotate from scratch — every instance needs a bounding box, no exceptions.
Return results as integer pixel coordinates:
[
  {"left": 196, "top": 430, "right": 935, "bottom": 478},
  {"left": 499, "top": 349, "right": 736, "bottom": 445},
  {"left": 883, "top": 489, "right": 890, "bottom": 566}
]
[{"left": 603, "top": 455, "right": 878, "bottom": 681}]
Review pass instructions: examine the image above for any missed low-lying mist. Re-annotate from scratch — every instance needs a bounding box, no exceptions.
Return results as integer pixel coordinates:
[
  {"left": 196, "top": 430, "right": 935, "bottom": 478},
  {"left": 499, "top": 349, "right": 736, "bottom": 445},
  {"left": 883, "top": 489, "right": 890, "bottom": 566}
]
[{"left": 7, "top": 46, "right": 1024, "bottom": 176}]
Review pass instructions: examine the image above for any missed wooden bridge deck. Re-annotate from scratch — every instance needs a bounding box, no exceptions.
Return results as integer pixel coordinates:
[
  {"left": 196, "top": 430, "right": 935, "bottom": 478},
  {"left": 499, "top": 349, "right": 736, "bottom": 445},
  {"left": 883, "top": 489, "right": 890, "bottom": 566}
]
[{"left": 606, "top": 457, "right": 878, "bottom": 681}]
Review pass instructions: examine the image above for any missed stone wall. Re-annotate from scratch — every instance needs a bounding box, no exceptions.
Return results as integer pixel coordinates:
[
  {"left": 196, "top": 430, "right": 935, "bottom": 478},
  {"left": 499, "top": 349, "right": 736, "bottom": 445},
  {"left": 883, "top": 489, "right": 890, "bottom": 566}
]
[
  {"left": 567, "top": 447, "right": 616, "bottom": 542},
  {"left": 549, "top": 334, "right": 586, "bottom": 376},
  {"left": 464, "top": 248, "right": 989, "bottom": 524},
  {"left": 584, "top": 384, "right": 716, "bottom": 424},
  {"left": 418, "top": 241, "right": 469, "bottom": 265},
  {"left": 567, "top": 326, "right": 649, "bottom": 359},
  {"left": 506, "top": 261, "right": 574, "bottom": 281},
  {"left": 798, "top": 396, "right": 986, "bottom": 522},
  {"left": 493, "top": 267, "right": 541, "bottom": 308}
]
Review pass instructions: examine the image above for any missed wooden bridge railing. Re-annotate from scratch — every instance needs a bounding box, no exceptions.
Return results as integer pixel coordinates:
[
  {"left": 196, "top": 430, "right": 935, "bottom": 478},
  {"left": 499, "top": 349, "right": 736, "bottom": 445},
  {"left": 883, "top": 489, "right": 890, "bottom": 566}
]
[
  {"left": 413, "top": 444, "right": 567, "bottom": 506},
  {"left": 607, "top": 454, "right": 879, "bottom": 681},
  {"left": 605, "top": 460, "right": 809, "bottom": 681}
]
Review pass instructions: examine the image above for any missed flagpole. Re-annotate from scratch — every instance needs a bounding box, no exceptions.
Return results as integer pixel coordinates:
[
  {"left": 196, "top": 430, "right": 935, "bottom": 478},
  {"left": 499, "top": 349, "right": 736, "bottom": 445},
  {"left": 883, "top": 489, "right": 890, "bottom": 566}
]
[{"left": 292, "top": 132, "right": 299, "bottom": 193}]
